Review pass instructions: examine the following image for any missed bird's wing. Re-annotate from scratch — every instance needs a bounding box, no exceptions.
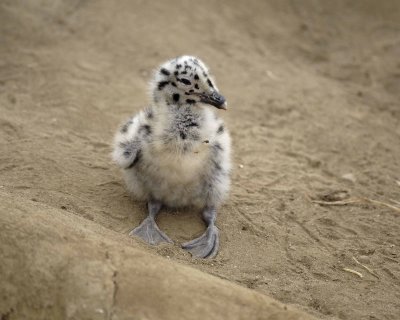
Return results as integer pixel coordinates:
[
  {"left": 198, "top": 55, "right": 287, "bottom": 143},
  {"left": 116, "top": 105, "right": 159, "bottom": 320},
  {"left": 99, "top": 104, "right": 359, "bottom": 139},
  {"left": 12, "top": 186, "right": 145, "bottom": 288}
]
[{"left": 112, "top": 112, "right": 146, "bottom": 169}]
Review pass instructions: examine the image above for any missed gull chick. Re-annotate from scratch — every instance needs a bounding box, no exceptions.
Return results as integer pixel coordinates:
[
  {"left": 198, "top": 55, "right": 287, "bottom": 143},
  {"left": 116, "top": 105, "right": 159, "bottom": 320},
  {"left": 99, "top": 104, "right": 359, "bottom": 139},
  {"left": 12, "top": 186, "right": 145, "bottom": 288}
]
[{"left": 112, "top": 56, "right": 231, "bottom": 258}]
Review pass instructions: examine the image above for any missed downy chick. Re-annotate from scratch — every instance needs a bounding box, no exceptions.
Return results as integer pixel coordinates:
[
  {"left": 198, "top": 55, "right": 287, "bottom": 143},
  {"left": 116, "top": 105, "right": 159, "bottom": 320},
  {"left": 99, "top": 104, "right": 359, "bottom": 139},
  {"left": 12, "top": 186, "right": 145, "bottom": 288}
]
[{"left": 112, "top": 56, "right": 231, "bottom": 258}]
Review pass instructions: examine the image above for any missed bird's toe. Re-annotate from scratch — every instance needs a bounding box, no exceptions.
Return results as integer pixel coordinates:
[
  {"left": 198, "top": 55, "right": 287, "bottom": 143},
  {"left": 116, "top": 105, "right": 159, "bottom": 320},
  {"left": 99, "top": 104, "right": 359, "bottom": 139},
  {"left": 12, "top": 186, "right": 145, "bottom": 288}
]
[
  {"left": 129, "top": 217, "right": 173, "bottom": 245},
  {"left": 182, "top": 225, "right": 219, "bottom": 259}
]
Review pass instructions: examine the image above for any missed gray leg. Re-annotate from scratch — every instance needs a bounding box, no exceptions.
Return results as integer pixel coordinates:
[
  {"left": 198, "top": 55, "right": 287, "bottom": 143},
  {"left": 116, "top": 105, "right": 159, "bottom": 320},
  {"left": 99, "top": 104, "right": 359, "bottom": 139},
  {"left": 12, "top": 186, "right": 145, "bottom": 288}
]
[
  {"left": 129, "top": 200, "right": 172, "bottom": 245},
  {"left": 182, "top": 206, "right": 219, "bottom": 259}
]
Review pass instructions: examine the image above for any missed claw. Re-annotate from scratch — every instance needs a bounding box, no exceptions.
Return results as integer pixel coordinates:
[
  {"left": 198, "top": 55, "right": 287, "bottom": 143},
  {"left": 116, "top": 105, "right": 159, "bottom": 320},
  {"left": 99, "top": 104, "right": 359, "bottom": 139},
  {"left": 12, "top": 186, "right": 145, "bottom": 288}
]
[
  {"left": 129, "top": 217, "right": 172, "bottom": 245},
  {"left": 182, "top": 225, "right": 219, "bottom": 258}
]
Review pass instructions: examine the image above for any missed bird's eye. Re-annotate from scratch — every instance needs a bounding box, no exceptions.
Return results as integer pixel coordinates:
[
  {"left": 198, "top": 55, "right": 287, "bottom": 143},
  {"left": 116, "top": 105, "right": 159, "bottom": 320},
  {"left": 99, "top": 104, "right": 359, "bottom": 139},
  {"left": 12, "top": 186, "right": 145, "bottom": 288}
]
[{"left": 180, "top": 78, "right": 191, "bottom": 86}]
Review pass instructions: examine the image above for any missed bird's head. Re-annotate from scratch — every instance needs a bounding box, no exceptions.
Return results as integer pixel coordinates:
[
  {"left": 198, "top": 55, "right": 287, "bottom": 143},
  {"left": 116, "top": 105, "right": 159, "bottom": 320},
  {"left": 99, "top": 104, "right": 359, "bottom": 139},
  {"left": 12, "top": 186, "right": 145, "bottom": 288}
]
[{"left": 150, "top": 56, "right": 227, "bottom": 110}]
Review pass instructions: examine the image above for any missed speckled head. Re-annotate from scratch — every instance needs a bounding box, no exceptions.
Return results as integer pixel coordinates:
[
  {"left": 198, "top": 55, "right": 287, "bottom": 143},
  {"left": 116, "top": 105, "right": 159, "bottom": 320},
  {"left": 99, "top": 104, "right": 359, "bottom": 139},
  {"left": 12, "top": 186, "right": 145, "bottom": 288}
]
[{"left": 150, "top": 56, "right": 227, "bottom": 110}]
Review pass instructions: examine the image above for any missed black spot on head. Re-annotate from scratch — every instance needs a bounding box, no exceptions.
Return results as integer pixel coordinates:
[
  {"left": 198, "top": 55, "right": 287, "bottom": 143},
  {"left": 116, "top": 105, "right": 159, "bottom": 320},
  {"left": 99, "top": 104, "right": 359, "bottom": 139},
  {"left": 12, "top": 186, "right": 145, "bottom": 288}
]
[
  {"left": 185, "top": 65, "right": 192, "bottom": 70},
  {"left": 181, "top": 71, "right": 187, "bottom": 75},
  {"left": 194, "top": 74, "right": 199, "bottom": 80},
  {"left": 217, "top": 125, "right": 224, "bottom": 134},
  {"left": 189, "top": 89, "right": 194, "bottom": 93},
  {"left": 188, "top": 121, "right": 199, "bottom": 127},
  {"left": 121, "top": 120, "right": 133, "bottom": 133},
  {"left": 203, "top": 72, "right": 208, "bottom": 77},
  {"left": 160, "top": 68, "right": 170, "bottom": 76},
  {"left": 158, "top": 81, "right": 169, "bottom": 90},
  {"left": 173, "top": 93, "right": 180, "bottom": 102},
  {"left": 207, "top": 79, "right": 214, "bottom": 88},
  {"left": 174, "top": 71, "right": 179, "bottom": 76},
  {"left": 139, "top": 125, "right": 152, "bottom": 136},
  {"left": 194, "top": 84, "right": 199, "bottom": 90},
  {"left": 179, "top": 78, "right": 191, "bottom": 85},
  {"left": 145, "top": 109, "right": 153, "bottom": 119},
  {"left": 171, "top": 82, "right": 177, "bottom": 87},
  {"left": 180, "top": 132, "right": 187, "bottom": 139},
  {"left": 186, "top": 99, "right": 196, "bottom": 104},
  {"left": 176, "top": 64, "right": 182, "bottom": 69}
]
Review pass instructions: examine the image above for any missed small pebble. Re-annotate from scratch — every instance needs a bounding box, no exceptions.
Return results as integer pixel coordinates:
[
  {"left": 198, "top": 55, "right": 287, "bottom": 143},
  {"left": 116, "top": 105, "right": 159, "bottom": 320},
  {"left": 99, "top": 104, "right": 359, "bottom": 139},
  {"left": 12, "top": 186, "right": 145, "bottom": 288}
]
[
  {"left": 357, "top": 255, "right": 370, "bottom": 264},
  {"left": 239, "top": 164, "right": 244, "bottom": 169},
  {"left": 342, "top": 173, "right": 356, "bottom": 183}
]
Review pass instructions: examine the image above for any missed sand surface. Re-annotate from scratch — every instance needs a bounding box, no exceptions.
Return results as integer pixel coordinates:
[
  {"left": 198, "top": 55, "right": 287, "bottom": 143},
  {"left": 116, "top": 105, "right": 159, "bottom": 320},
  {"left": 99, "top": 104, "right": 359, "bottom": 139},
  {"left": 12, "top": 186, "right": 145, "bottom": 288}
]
[{"left": 1, "top": 1, "right": 399, "bottom": 319}]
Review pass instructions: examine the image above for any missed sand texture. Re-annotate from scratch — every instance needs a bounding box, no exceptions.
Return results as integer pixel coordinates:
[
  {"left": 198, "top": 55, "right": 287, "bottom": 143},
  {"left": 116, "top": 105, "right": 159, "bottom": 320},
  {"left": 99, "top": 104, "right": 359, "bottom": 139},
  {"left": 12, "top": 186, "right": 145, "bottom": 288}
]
[{"left": 0, "top": 1, "right": 399, "bottom": 319}]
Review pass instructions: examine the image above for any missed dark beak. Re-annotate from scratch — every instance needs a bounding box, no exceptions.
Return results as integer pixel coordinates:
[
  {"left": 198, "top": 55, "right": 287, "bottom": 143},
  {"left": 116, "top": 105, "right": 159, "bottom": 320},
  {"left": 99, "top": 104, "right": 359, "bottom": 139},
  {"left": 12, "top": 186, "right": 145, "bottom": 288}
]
[{"left": 200, "top": 91, "right": 227, "bottom": 110}]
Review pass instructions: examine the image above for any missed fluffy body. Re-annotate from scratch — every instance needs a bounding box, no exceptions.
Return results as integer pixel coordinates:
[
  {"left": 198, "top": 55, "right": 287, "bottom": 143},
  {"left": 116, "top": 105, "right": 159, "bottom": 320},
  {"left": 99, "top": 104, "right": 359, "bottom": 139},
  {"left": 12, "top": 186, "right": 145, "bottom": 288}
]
[
  {"left": 113, "top": 103, "right": 231, "bottom": 208},
  {"left": 112, "top": 56, "right": 231, "bottom": 258}
]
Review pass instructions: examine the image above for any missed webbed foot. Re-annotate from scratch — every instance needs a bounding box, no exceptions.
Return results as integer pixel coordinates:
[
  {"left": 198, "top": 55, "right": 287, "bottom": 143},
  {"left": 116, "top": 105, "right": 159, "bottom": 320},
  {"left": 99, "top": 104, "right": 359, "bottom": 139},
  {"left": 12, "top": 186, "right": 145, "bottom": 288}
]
[
  {"left": 129, "top": 217, "right": 172, "bottom": 245},
  {"left": 182, "top": 225, "right": 219, "bottom": 258}
]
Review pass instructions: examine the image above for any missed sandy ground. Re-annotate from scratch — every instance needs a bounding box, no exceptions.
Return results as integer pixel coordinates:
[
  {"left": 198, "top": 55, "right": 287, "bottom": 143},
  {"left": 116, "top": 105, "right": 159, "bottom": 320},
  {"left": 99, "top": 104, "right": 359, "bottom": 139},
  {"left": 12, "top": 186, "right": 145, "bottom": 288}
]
[{"left": 1, "top": 1, "right": 400, "bottom": 319}]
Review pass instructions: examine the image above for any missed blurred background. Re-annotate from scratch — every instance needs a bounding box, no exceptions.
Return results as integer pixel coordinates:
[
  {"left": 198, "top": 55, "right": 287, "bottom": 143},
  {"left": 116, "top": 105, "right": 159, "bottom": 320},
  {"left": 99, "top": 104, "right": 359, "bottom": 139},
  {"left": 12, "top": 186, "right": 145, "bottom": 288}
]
[{"left": 1, "top": 1, "right": 399, "bottom": 319}]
